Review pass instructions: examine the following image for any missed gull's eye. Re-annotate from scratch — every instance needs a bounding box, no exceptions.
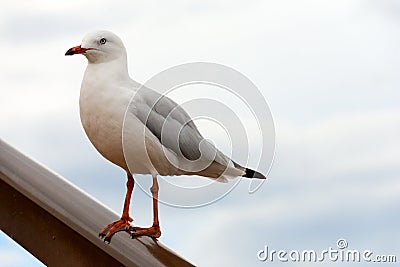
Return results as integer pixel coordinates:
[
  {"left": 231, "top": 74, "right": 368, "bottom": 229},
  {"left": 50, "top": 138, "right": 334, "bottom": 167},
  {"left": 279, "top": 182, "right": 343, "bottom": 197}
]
[{"left": 99, "top": 38, "right": 107, "bottom": 45}]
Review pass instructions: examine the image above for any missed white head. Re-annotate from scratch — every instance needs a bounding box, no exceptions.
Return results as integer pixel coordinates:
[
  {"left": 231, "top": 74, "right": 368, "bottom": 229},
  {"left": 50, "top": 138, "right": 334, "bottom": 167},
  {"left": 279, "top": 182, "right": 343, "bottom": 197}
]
[{"left": 65, "top": 30, "right": 127, "bottom": 64}]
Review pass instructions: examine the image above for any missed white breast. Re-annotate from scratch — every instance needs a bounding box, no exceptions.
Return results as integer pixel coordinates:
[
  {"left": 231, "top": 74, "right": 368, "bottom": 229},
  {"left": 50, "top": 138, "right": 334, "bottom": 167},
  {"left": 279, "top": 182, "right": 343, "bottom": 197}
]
[
  {"left": 79, "top": 65, "right": 175, "bottom": 175},
  {"left": 79, "top": 78, "right": 128, "bottom": 169}
]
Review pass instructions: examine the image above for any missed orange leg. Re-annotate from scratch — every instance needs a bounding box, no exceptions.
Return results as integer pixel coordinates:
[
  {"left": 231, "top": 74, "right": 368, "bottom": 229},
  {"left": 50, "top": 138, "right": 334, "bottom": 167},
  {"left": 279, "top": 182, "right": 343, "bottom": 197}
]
[
  {"left": 99, "top": 173, "right": 134, "bottom": 243},
  {"left": 131, "top": 176, "right": 161, "bottom": 238}
]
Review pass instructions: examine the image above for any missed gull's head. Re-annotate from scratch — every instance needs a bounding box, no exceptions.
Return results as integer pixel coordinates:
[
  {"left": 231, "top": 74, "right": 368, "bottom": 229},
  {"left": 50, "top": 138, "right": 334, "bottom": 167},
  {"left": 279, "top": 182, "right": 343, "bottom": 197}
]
[{"left": 65, "top": 30, "right": 126, "bottom": 64}]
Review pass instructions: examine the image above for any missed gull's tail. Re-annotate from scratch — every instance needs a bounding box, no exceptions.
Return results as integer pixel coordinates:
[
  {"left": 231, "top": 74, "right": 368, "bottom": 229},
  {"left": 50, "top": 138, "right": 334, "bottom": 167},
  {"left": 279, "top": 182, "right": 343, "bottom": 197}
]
[
  {"left": 242, "top": 168, "right": 266, "bottom": 179},
  {"left": 231, "top": 160, "right": 266, "bottom": 179}
]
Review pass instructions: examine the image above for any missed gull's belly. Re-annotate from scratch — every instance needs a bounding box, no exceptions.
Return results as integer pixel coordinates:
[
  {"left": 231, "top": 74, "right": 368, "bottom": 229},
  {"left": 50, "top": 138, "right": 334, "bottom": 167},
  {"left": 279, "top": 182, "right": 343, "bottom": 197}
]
[
  {"left": 80, "top": 99, "right": 127, "bottom": 169},
  {"left": 79, "top": 89, "right": 153, "bottom": 174}
]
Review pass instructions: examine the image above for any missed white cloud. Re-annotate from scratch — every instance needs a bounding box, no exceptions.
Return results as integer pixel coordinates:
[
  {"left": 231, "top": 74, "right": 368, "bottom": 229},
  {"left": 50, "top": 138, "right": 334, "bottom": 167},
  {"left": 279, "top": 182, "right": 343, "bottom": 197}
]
[
  {"left": 276, "top": 108, "right": 400, "bottom": 182},
  {"left": 0, "top": 250, "right": 23, "bottom": 266},
  {"left": 0, "top": 232, "right": 43, "bottom": 267}
]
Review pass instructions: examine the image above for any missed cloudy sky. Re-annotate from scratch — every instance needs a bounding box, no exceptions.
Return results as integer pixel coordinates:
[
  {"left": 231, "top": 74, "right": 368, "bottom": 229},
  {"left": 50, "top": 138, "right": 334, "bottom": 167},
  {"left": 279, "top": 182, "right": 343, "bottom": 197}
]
[{"left": 1, "top": 0, "right": 399, "bottom": 266}]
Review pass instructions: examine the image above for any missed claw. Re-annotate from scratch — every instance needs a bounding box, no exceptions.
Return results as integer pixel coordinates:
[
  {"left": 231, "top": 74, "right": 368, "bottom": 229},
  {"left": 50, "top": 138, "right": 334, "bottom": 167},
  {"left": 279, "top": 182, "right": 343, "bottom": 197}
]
[
  {"left": 99, "top": 225, "right": 112, "bottom": 238},
  {"left": 130, "top": 225, "right": 161, "bottom": 239},
  {"left": 99, "top": 218, "right": 133, "bottom": 243}
]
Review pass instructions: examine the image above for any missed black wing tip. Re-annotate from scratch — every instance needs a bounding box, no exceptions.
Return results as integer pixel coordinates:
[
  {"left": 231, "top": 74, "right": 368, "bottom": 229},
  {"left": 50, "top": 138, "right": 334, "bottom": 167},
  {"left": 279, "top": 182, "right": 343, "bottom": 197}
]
[{"left": 243, "top": 168, "right": 266, "bottom": 179}]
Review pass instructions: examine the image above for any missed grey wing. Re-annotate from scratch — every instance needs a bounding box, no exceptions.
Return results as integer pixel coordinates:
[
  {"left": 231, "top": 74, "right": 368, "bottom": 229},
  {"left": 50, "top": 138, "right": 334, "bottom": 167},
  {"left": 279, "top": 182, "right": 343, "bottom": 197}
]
[{"left": 131, "top": 86, "right": 229, "bottom": 165}]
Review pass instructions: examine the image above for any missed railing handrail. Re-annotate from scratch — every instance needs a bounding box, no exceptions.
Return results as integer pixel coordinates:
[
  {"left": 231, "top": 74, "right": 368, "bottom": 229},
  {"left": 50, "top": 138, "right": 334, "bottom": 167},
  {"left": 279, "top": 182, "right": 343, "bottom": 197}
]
[{"left": 0, "top": 139, "right": 194, "bottom": 267}]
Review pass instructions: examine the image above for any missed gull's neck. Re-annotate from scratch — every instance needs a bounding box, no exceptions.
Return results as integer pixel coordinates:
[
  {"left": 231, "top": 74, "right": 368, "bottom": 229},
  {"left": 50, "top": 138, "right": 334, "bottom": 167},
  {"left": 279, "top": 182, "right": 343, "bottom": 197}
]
[{"left": 89, "top": 57, "right": 129, "bottom": 78}]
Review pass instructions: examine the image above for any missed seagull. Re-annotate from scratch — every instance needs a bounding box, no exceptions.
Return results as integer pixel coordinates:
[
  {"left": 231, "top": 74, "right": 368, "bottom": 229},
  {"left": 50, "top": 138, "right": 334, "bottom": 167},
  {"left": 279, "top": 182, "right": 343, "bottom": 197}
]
[{"left": 65, "top": 30, "right": 266, "bottom": 242}]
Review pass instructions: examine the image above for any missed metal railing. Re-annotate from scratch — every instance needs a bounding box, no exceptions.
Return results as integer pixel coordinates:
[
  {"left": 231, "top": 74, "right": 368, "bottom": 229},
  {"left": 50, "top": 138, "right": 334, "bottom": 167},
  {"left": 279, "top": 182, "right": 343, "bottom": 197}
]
[{"left": 0, "top": 139, "right": 194, "bottom": 267}]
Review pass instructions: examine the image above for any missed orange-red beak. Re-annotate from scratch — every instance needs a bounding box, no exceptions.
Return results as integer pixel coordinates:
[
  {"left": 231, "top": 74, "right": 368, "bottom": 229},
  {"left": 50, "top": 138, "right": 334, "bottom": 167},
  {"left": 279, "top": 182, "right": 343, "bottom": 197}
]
[{"left": 65, "top": 45, "right": 90, "bottom": 56}]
